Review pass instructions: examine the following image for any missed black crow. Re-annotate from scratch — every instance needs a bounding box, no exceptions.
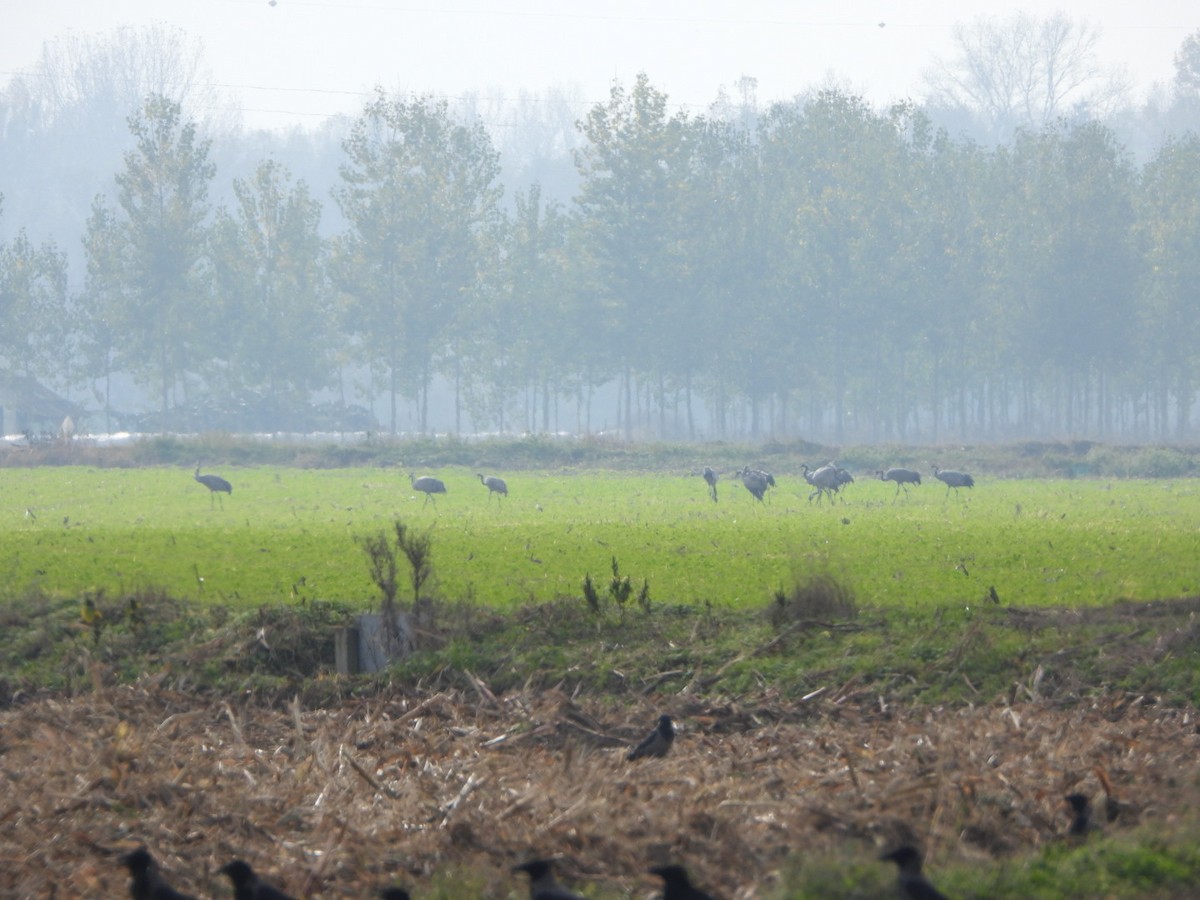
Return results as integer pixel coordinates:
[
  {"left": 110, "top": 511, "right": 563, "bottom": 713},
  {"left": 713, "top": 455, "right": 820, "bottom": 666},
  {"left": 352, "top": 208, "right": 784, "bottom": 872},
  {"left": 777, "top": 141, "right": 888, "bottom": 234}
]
[
  {"left": 649, "top": 863, "right": 715, "bottom": 900},
  {"left": 627, "top": 714, "right": 675, "bottom": 760},
  {"left": 1066, "top": 793, "right": 1099, "bottom": 837},
  {"left": 379, "top": 889, "right": 412, "bottom": 900},
  {"left": 879, "top": 845, "right": 949, "bottom": 900},
  {"left": 120, "top": 847, "right": 197, "bottom": 900},
  {"left": 512, "top": 858, "right": 584, "bottom": 900},
  {"left": 218, "top": 860, "right": 296, "bottom": 900}
]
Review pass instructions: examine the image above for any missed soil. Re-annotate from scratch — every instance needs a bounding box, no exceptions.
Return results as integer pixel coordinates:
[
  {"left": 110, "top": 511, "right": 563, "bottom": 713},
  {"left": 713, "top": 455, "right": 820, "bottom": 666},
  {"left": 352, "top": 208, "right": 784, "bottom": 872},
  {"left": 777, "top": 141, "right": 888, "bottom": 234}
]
[{"left": 2, "top": 681, "right": 1197, "bottom": 898}]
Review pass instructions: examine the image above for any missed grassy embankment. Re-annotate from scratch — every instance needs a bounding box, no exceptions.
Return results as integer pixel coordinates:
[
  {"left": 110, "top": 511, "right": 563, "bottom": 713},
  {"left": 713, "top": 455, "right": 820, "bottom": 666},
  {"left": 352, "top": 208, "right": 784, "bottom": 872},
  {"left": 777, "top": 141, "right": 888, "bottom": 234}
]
[{"left": 0, "top": 463, "right": 1197, "bottom": 704}]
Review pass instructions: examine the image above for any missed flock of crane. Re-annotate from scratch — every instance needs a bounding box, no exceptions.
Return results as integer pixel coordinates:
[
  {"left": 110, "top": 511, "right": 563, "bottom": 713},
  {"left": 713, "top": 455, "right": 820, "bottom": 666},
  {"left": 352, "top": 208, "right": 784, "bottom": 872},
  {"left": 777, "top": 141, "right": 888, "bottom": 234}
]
[
  {"left": 704, "top": 462, "right": 975, "bottom": 505},
  {"left": 191, "top": 461, "right": 974, "bottom": 508}
]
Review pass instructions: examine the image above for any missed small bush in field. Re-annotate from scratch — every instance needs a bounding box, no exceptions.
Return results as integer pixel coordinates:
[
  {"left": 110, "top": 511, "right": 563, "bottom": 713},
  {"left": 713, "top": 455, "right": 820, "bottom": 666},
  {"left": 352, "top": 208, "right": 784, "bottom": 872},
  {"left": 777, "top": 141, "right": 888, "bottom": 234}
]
[{"left": 769, "top": 571, "right": 857, "bottom": 630}]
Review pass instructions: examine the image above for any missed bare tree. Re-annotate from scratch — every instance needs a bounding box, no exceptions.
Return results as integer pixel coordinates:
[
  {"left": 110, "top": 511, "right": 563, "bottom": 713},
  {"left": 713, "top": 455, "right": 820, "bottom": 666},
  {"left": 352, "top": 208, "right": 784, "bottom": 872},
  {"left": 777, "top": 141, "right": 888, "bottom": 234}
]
[
  {"left": 923, "top": 12, "right": 1129, "bottom": 142},
  {"left": 25, "top": 24, "right": 229, "bottom": 133},
  {"left": 1174, "top": 30, "right": 1200, "bottom": 96}
]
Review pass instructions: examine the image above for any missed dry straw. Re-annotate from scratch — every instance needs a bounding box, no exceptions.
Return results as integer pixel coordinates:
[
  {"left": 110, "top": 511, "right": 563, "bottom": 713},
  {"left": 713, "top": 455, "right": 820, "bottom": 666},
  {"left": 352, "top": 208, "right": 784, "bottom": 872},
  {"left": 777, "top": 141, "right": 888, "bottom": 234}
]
[{"left": 0, "top": 682, "right": 1195, "bottom": 896}]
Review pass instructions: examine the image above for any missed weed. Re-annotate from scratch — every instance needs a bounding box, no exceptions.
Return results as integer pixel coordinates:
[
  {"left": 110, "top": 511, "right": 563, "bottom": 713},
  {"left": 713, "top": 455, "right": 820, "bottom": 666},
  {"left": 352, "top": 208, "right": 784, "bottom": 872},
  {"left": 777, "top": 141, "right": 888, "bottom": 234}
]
[
  {"left": 360, "top": 518, "right": 434, "bottom": 658},
  {"left": 769, "top": 571, "right": 858, "bottom": 630},
  {"left": 582, "top": 572, "right": 601, "bottom": 615}
]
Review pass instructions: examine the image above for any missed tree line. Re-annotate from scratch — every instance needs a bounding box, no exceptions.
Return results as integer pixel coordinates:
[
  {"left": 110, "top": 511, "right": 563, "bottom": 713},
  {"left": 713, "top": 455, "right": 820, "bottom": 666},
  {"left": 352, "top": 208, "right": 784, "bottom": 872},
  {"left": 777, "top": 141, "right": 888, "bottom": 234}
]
[{"left": 2, "top": 74, "right": 1200, "bottom": 442}]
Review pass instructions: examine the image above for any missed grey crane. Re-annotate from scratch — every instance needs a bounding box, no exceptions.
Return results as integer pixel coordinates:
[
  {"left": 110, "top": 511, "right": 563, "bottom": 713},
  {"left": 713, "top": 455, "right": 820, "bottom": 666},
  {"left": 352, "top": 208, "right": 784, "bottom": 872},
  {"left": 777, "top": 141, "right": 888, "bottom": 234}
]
[
  {"left": 801, "top": 462, "right": 844, "bottom": 505},
  {"left": 512, "top": 859, "right": 584, "bottom": 900},
  {"left": 878, "top": 467, "right": 922, "bottom": 499},
  {"left": 739, "top": 465, "right": 775, "bottom": 503},
  {"left": 194, "top": 463, "right": 232, "bottom": 508},
  {"left": 409, "top": 473, "right": 447, "bottom": 506},
  {"left": 932, "top": 464, "right": 974, "bottom": 498},
  {"left": 478, "top": 472, "right": 508, "bottom": 500},
  {"left": 701, "top": 466, "right": 718, "bottom": 502}
]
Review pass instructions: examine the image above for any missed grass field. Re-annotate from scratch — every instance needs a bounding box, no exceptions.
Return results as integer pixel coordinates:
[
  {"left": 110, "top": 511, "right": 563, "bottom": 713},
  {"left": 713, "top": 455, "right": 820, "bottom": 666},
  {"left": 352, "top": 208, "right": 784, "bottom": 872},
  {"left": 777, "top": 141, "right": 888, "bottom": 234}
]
[
  {"left": 4, "top": 455, "right": 1200, "bottom": 897},
  {"left": 1, "top": 464, "right": 1197, "bottom": 612}
]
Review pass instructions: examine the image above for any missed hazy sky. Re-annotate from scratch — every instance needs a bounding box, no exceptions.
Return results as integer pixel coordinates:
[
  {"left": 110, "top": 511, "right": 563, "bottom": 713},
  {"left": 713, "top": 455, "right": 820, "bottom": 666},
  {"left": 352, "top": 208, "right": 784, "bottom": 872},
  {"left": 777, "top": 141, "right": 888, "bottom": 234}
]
[{"left": 4, "top": 1, "right": 1197, "bottom": 130}]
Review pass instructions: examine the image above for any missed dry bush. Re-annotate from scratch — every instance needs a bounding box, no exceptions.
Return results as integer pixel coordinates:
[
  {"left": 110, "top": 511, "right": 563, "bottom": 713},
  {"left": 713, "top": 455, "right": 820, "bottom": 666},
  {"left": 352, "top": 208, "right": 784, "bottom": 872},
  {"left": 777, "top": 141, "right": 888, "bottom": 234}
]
[{"left": 769, "top": 572, "right": 857, "bottom": 630}]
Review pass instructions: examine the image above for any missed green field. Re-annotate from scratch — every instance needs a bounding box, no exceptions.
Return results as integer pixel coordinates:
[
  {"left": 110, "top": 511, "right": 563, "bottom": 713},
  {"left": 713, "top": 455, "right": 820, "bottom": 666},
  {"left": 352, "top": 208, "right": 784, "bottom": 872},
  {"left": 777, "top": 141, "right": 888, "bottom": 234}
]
[{"left": 2, "top": 465, "right": 1197, "bottom": 611}]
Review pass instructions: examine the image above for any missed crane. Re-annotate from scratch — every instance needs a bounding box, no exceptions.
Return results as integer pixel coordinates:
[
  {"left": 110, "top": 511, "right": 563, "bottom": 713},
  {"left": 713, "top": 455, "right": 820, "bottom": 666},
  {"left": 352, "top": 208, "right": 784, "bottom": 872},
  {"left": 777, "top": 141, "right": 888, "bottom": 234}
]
[
  {"left": 878, "top": 467, "right": 921, "bottom": 499},
  {"left": 801, "top": 462, "right": 844, "bottom": 505},
  {"left": 478, "top": 473, "right": 508, "bottom": 500},
  {"left": 409, "top": 473, "right": 447, "bottom": 506},
  {"left": 194, "top": 463, "right": 232, "bottom": 508},
  {"left": 932, "top": 465, "right": 975, "bottom": 498},
  {"left": 739, "top": 465, "right": 774, "bottom": 503},
  {"left": 701, "top": 466, "right": 718, "bottom": 502}
]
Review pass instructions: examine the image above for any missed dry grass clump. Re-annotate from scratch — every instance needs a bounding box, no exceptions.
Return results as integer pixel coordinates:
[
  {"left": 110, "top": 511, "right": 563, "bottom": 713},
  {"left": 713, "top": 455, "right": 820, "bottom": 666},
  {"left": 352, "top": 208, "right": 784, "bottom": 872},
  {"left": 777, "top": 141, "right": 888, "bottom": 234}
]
[{"left": 1, "top": 682, "right": 1197, "bottom": 897}]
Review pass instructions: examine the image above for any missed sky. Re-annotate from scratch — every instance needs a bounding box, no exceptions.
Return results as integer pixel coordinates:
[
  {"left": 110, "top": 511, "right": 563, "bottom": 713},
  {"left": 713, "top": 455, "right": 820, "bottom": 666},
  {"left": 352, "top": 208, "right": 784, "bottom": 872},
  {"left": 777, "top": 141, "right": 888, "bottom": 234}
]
[{"left": 2, "top": 1, "right": 1197, "bottom": 131}]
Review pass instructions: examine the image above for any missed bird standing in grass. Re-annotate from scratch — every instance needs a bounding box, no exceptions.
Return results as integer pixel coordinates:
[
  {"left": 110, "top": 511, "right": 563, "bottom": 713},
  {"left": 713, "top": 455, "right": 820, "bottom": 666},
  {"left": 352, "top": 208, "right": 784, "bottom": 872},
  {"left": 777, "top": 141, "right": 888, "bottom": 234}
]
[
  {"left": 512, "top": 858, "right": 584, "bottom": 900},
  {"left": 931, "top": 465, "right": 974, "bottom": 498},
  {"left": 120, "top": 847, "right": 197, "bottom": 900},
  {"left": 378, "top": 889, "right": 412, "bottom": 900},
  {"left": 878, "top": 467, "right": 921, "bottom": 499},
  {"left": 627, "top": 713, "right": 675, "bottom": 760},
  {"left": 739, "top": 466, "right": 774, "bottom": 503},
  {"left": 218, "top": 860, "right": 295, "bottom": 900},
  {"left": 1066, "top": 793, "right": 1099, "bottom": 837},
  {"left": 701, "top": 466, "right": 718, "bottom": 502},
  {"left": 880, "top": 845, "right": 948, "bottom": 900},
  {"left": 478, "top": 473, "right": 508, "bottom": 500},
  {"left": 194, "top": 463, "right": 232, "bottom": 507},
  {"left": 409, "top": 473, "right": 447, "bottom": 507},
  {"left": 649, "top": 864, "right": 715, "bottom": 900}
]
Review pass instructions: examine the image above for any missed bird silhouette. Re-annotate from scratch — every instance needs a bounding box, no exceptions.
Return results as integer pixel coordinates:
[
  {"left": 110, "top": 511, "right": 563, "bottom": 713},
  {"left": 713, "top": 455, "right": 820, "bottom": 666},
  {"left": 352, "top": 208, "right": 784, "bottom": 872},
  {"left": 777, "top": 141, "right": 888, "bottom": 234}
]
[
  {"left": 194, "top": 463, "right": 232, "bottom": 507},
  {"left": 512, "top": 858, "right": 584, "bottom": 900},
  {"left": 627, "top": 713, "right": 675, "bottom": 760},
  {"left": 931, "top": 465, "right": 974, "bottom": 498},
  {"left": 879, "top": 845, "right": 949, "bottom": 900},
  {"left": 878, "top": 467, "right": 921, "bottom": 499},
  {"left": 649, "top": 864, "right": 715, "bottom": 900},
  {"left": 801, "top": 462, "right": 848, "bottom": 504},
  {"left": 1066, "top": 793, "right": 1100, "bottom": 837},
  {"left": 120, "top": 847, "right": 197, "bottom": 900},
  {"left": 409, "top": 473, "right": 447, "bottom": 507},
  {"left": 378, "top": 888, "right": 412, "bottom": 900},
  {"left": 739, "top": 466, "right": 774, "bottom": 503},
  {"left": 218, "top": 860, "right": 295, "bottom": 900},
  {"left": 478, "top": 473, "right": 508, "bottom": 500},
  {"left": 701, "top": 466, "right": 718, "bottom": 502}
]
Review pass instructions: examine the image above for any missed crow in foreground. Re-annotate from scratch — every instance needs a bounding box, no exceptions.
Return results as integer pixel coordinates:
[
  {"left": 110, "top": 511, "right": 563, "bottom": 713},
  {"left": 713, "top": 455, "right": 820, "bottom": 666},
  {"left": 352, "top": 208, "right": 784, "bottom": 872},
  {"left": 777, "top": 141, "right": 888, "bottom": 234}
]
[
  {"left": 218, "top": 860, "right": 296, "bottom": 900},
  {"left": 879, "top": 845, "right": 949, "bottom": 900},
  {"left": 512, "top": 858, "right": 584, "bottom": 900},
  {"left": 627, "top": 714, "right": 675, "bottom": 760},
  {"left": 120, "top": 847, "right": 197, "bottom": 900},
  {"left": 379, "top": 889, "right": 412, "bottom": 900},
  {"left": 649, "top": 863, "right": 715, "bottom": 900},
  {"left": 1066, "top": 793, "right": 1099, "bottom": 837}
]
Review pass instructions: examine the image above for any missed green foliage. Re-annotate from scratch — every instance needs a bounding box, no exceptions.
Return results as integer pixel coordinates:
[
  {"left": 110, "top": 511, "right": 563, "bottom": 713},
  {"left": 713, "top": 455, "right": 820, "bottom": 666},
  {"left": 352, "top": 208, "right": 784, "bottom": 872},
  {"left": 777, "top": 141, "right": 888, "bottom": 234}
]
[
  {"left": 330, "top": 89, "right": 502, "bottom": 433},
  {"left": 84, "top": 94, "right": 215, "bottom": 425},
  {"left": 207, "top": 159, "right": 333, "bottom": 405}
]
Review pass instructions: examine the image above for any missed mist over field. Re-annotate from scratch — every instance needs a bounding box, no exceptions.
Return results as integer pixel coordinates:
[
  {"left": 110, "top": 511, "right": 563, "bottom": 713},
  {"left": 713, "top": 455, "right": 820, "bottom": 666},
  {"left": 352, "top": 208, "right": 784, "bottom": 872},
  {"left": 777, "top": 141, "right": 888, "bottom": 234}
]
[{"left": 3, "top": 15, "right": 1200, "bottom": 445}]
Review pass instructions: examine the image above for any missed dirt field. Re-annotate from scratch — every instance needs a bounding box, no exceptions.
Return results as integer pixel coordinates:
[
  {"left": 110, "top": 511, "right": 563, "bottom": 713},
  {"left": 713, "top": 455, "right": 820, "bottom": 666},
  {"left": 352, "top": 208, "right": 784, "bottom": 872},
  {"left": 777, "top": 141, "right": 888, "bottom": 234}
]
[{"left": 2, "top": 680, "right": 1197, "bottom": 899}]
